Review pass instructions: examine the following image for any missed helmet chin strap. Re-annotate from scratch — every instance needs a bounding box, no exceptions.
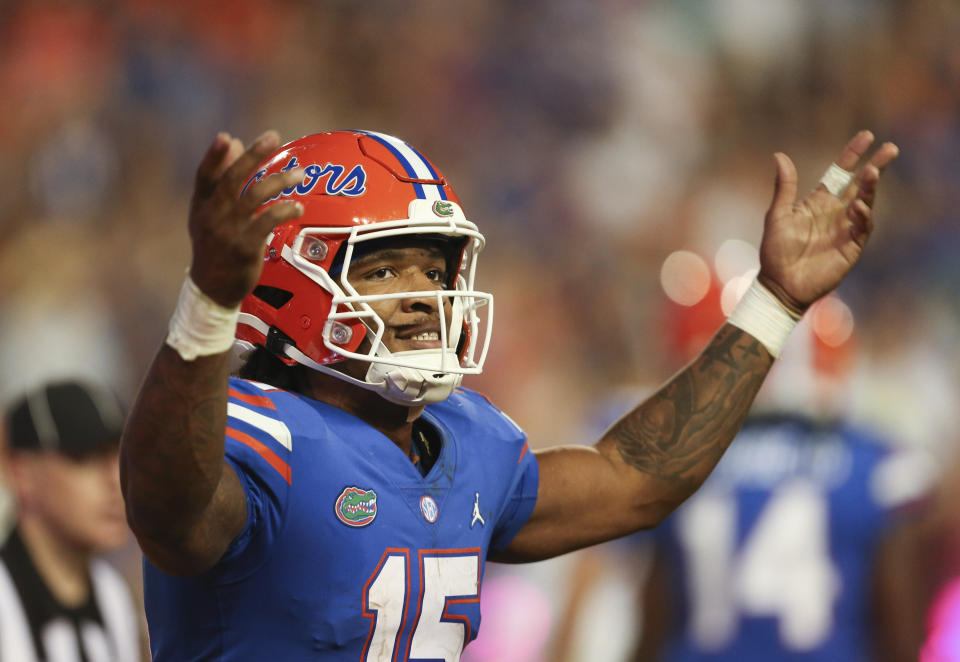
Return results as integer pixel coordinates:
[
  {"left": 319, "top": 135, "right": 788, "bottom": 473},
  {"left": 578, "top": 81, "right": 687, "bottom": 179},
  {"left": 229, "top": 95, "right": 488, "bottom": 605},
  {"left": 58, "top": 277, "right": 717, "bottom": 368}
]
[
  {"left": 363, "top": 349, "right": 463, "bottom": 405},
  {"left": 282, "top": 344, "right": 462, "bottom": 406}
]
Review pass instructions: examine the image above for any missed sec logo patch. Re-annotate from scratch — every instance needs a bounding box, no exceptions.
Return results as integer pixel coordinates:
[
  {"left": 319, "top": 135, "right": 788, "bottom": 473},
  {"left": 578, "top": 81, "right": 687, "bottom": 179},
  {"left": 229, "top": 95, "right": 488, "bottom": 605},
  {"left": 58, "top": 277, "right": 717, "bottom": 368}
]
[{"left": 419, "top": 495, "right": 439, "bottom": 523}]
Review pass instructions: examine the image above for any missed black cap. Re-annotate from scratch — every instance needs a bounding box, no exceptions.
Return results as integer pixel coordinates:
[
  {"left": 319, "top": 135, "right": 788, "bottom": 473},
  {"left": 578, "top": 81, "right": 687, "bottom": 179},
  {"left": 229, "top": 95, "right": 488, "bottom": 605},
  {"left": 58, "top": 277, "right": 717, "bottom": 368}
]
[{"left": 5, "top": 380, "right": 124, "bottom": 458}]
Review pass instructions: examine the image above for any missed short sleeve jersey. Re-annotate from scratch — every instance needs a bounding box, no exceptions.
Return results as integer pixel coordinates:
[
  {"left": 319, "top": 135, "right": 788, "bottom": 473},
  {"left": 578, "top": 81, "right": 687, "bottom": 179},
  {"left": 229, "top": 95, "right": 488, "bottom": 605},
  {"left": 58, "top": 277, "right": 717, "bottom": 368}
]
[
  {"left": 653, "top": 415, "right": 933, "bottom": 662},
  {"left": 143, "top": 379, "right": 539, "bottom": 662}
]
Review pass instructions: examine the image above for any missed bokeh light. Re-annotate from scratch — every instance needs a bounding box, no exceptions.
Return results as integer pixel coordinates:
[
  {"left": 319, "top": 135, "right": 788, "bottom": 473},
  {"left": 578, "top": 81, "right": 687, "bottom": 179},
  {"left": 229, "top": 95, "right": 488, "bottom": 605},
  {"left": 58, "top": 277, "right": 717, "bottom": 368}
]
[{"left": 660, "top": 250, "right": 712, "bottom": 307}]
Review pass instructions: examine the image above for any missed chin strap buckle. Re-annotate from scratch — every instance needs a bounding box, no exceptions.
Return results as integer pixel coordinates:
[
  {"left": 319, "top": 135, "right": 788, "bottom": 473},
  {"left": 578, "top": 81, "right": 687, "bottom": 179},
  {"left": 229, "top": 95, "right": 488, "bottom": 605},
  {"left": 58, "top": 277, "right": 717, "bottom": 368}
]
[{"left": 265, "top": 326, "right": 295, "bottom": 358}]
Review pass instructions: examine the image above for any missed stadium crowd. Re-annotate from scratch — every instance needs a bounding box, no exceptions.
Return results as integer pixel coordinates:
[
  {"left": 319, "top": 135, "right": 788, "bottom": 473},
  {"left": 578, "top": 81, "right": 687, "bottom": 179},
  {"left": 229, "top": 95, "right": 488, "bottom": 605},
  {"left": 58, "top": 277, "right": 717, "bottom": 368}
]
[{"left": 1, "top": 1, "right": 959, "bottom": 660}]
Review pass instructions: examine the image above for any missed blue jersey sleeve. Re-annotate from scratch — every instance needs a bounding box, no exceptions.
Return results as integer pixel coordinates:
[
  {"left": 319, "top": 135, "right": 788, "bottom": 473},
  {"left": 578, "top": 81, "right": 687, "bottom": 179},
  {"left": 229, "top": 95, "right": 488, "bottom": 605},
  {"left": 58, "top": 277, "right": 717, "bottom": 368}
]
[
  {"left": 215, "top": 379, "right": 295, "bottom": 582},
  {"left": 489, "top": 443, "right": 539, "bottom": 552}
]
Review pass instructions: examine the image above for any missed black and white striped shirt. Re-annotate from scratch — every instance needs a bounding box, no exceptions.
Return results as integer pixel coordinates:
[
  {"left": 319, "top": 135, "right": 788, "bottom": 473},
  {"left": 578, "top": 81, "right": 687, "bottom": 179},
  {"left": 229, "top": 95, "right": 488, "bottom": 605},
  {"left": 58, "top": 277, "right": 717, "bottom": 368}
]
[{"left": 0, "top": 528, "right": 141, "bottom": 662}]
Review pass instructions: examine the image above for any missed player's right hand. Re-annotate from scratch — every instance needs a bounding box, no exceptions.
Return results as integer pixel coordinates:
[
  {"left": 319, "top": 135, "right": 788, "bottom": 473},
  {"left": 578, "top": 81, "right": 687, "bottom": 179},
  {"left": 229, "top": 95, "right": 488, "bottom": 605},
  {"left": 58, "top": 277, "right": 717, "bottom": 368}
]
[{"left": 187, "top": 130, "right": 305, "bottom": 308}]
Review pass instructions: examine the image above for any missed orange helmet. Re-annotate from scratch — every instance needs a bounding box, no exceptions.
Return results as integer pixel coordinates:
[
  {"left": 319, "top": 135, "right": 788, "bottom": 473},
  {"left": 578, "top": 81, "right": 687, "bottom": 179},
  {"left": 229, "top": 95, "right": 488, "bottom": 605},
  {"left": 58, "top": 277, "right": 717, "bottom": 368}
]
[{"left": 235, "top": 131, "right": 493, "bottom": 405}]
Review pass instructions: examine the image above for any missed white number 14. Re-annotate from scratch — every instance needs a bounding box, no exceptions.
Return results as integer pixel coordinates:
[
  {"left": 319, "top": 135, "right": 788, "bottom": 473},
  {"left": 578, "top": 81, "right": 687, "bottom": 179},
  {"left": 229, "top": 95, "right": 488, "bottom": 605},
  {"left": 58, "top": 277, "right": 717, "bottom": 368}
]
[{"left": 678, "top": 479, "right": 841, "bottom": 651}]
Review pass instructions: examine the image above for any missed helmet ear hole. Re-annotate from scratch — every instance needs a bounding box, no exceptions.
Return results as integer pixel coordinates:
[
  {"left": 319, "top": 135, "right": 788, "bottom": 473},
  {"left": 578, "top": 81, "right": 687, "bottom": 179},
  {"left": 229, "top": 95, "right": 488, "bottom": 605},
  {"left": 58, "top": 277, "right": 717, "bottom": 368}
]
[{"left": 253, "top": 286, "right": 294, "bottom": 309}]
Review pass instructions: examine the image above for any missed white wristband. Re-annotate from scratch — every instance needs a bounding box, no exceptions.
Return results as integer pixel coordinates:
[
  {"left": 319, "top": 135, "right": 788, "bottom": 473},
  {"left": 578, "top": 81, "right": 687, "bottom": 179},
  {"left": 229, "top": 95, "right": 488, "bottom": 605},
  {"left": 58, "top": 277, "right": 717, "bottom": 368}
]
[
  {"left": 165, "top": 276, "right": 240, "bottom": 361},
  {"left": 727, "top": 279, "right": 801, "bottom": 358}
]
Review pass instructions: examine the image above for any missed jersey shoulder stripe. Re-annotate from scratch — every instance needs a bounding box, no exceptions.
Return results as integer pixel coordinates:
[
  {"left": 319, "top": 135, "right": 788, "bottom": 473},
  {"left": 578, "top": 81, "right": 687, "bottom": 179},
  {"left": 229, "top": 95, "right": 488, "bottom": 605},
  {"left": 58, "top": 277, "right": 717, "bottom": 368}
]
[
  {"left": 228, "top": 387, "right": 276, "bottom": 410},
  {"left": 226, "top": 427, "right": 292, "bottom": 484},
  {"left": 226, "top": 402, "right": 292, "bottom": 451},
  {"left": 243, "top": 379, "right": 282, "bottom": 392},
  {"left": 517, "top": 442, "right": 529, "bottom": 464}
]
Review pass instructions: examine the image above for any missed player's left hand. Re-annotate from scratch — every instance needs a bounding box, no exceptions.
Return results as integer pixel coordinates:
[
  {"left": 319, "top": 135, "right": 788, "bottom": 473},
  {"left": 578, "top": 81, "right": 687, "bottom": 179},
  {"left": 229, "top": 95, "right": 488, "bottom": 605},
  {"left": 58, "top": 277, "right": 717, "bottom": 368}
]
[{"left": 757, "top": 130, "right": 899, "bottom": 316}]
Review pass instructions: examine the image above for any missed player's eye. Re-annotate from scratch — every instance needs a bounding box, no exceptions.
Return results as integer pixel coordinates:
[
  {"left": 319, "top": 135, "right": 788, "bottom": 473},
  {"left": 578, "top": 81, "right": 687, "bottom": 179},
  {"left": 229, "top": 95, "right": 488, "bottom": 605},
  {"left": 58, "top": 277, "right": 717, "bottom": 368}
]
[
  {"left": 425, "top": 269, "right": 446, "bottom": 283},
  {"left": 367, "top": 267, "right": 395, "bottom": 280}
]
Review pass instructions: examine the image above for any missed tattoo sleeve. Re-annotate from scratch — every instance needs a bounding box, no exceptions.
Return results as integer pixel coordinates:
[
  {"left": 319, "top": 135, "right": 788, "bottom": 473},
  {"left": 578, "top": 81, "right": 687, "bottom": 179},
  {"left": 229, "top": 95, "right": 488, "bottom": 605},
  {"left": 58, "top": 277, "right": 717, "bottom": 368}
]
[
  {"left": 602, "top": 324, "right": 773, "bottom": 497},
  {"left": 119, "top": 345, "right": 239, "bottom": 548}
]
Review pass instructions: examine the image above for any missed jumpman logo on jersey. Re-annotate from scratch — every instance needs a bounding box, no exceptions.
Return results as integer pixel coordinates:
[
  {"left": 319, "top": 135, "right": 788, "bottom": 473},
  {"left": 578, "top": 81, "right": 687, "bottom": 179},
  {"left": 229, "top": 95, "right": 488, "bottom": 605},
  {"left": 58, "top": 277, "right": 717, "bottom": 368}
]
[{"left": 471, "top": 492, "right": 485, "bottom": 528}]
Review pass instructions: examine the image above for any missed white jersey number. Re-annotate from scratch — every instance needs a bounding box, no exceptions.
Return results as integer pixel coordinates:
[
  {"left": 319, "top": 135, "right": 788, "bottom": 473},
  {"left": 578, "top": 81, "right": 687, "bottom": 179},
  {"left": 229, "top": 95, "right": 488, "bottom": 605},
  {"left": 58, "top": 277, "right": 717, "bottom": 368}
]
[
  {"left": 363, "top": 548, "right": 481, "bottom": 662},
  {"left": 677, "top": 479, "right": 841, "bottom": 651}
]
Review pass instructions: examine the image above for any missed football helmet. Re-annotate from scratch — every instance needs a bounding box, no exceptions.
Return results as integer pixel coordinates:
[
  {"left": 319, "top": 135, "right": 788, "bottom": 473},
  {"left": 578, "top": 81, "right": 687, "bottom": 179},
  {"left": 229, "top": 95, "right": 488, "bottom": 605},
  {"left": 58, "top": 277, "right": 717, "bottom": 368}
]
[{"left": 234, "top": 130, "right": 493, "bottom": 405}]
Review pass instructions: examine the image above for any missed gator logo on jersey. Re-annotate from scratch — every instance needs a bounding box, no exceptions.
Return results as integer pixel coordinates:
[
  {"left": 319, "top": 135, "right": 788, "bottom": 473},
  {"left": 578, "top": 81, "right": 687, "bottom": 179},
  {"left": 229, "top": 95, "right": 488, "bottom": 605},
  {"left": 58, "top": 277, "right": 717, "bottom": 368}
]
[
  {"left": 335, "top": 487, "right": 378, "bottom": 527},
  {"left": 432, "top": 200, "right": 454, "bottom": 217}
]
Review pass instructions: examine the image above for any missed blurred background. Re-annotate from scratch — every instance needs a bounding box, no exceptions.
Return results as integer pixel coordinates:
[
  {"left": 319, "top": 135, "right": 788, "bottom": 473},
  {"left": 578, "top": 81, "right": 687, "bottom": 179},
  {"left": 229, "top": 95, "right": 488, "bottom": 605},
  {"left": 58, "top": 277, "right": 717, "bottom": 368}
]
[{"left": 1, "top": 0, "right": 959, "bottom": 660}]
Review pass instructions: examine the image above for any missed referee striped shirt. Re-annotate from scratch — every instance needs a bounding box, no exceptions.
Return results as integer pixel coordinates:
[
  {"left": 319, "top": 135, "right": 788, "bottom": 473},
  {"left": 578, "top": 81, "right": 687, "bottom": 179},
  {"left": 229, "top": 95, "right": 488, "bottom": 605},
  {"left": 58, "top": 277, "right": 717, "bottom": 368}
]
[{"left": 0, "top": 527, "right": 141, "bottom": 662}]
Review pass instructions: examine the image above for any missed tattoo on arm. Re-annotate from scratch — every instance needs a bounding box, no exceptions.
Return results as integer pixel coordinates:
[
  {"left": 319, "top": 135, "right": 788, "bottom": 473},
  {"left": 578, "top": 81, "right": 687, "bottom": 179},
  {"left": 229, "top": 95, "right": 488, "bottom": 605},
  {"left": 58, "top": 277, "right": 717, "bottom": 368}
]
[
  {"left": 608, "top": 325, "right": 771, "bottom": 491},
  {"left": 121, "top": 347, "right": 232, "bottom": 540}
]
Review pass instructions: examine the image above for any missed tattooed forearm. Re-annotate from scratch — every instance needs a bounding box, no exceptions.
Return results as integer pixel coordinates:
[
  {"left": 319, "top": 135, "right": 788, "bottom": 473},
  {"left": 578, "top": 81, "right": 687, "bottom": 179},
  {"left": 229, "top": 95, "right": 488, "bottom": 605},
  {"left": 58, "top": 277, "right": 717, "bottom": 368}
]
[
  {"left": 120, "top": 345, "right": 233, "bottom": 541},
  {"left": 605, "top": 324, "right": 772, "bottom": 492}
]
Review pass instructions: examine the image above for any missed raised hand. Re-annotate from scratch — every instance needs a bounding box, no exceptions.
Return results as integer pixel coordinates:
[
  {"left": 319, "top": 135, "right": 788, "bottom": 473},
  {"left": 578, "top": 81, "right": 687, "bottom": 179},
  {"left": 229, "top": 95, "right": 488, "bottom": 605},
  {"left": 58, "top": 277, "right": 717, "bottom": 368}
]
[
  {"left": 757, "top": 131, "right": 899, "bottom": 316},
  {"left": 188, "top": 131, "right": 305, "bottom": 308}
]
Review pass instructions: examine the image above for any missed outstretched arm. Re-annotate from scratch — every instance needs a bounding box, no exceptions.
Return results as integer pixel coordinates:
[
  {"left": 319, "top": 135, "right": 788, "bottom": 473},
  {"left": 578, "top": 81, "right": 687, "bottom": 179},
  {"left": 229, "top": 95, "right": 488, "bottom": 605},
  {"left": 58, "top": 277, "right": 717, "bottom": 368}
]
[
  {"left": 495, "top": 131, "right": 899, "bottom": 562},
  {"left": 120, "top": 132, "right": 304, "bottom": 575}
]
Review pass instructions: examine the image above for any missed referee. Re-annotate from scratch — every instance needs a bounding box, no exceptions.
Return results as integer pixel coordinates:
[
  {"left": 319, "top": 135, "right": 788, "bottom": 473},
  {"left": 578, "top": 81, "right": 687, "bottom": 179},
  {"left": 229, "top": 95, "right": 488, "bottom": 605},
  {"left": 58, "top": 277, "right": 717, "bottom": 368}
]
[{"left": 0, "top": 380, "right": 142, "bottom": 662}]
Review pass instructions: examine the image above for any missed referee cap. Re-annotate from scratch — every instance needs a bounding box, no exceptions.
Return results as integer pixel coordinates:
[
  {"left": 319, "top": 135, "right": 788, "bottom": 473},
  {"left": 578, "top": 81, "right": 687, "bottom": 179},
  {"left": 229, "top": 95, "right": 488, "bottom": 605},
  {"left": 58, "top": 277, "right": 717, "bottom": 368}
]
[{"left": 4, "top": 380, "right": 125, "bottom": 458}]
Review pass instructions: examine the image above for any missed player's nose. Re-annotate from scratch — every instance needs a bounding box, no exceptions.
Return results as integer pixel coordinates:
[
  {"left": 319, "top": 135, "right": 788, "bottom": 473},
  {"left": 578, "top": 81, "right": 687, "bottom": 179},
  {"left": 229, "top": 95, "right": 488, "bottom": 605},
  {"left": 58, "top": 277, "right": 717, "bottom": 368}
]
[
  {"left": 400, "top": 291, "right": 440, "bottom": 315},
  {"left": 399, "top": 271, "right": 445, "bottom": 314}
]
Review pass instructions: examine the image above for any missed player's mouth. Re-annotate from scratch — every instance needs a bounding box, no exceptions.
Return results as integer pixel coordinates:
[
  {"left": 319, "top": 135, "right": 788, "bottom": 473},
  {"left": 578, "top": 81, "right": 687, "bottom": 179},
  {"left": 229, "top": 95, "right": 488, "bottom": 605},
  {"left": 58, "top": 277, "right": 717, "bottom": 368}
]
[{"left": 394, "top": 324, "right": 444, "bottom": 349}]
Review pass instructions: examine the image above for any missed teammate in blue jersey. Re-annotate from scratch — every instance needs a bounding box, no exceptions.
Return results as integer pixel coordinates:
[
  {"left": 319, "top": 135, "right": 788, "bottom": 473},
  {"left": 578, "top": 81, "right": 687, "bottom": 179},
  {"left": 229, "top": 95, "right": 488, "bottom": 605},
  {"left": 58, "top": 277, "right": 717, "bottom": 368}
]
[
  {"left": 635, "top": 416, "right": 931, "bottom": 662},
  {"left": 119, "top": 128, "right": 898, "bottom": 661},
  {"left": 633, "top": 304, "right": 932, "bottom": 662}
]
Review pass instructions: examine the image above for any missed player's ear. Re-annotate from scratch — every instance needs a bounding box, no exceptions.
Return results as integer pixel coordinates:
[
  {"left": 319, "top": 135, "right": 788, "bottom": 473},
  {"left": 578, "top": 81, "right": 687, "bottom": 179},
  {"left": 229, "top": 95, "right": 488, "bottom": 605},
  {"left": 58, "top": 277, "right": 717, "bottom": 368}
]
[{"left": 5, "top": 452, "right": 40, "bottom": 510}]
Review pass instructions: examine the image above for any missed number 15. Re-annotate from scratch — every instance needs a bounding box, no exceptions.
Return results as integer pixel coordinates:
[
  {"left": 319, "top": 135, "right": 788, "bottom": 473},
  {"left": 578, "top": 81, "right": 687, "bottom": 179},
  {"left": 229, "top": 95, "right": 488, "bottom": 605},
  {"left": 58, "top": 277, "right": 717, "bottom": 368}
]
[{"left": 363, "top": 548, "right": 481, "bottom": 662}]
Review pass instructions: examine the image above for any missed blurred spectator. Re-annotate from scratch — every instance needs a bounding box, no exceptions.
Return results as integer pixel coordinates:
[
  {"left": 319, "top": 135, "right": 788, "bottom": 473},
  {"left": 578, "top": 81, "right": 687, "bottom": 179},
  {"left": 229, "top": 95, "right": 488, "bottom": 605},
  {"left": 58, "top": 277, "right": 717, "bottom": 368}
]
[{"left": 0, "top": 380, "right": 142, "bottom": 662}]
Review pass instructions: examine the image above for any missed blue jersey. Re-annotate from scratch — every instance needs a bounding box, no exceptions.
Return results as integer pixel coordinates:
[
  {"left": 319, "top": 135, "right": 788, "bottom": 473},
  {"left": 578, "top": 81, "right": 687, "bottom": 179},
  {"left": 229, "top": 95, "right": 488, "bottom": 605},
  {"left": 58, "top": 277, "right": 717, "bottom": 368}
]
[
  {"left": 143, "top": 378, "right": 539, "bottom": 661},
  {"left": 654, "top": 415, "right": 929, "bottom": 662}
]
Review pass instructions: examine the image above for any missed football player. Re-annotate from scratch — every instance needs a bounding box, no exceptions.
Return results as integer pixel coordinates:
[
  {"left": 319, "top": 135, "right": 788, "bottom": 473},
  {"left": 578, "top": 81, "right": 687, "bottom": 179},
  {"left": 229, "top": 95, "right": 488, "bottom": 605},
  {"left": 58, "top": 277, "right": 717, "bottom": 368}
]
[
  {"left": 630, "top": 287, "right": 932, "bottom": 662},
  {"left": 119, "top": 128, "right": 897, "bottom": 661}
]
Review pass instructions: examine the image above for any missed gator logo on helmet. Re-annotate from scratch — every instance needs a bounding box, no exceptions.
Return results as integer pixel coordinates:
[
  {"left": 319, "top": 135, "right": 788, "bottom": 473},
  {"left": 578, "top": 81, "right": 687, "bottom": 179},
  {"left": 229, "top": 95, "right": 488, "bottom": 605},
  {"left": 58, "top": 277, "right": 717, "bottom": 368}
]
[
  {"left": 432, "top": 200, "right": 454, "bottom": 217},
  {"left": 335, "top": 487, "right": 378, "bottom": 527}
]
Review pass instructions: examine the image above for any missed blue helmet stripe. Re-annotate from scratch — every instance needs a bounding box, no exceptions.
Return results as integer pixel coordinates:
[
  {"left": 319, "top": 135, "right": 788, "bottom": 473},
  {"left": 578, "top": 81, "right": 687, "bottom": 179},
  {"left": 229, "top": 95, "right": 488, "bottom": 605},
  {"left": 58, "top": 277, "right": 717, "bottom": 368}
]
[
  {"left": 406, "top": 144, "right": 447, "bottom": 201},
  {"left": 356, "top": 130, "right": 445, "bottom": 201}
]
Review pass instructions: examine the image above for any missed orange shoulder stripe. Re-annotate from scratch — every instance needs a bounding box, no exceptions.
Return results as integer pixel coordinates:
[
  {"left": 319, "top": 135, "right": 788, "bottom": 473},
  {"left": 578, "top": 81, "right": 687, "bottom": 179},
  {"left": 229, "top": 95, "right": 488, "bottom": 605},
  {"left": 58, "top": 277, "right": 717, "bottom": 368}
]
[
  {"left": 517, "top": 442, "right": 529, "bottom": 464},
  {"left": 226, "top": 427, "right": 292, "bottom": 484},
  {"left": 228, "top": 387, "right": 277, "bottom": 410}
]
